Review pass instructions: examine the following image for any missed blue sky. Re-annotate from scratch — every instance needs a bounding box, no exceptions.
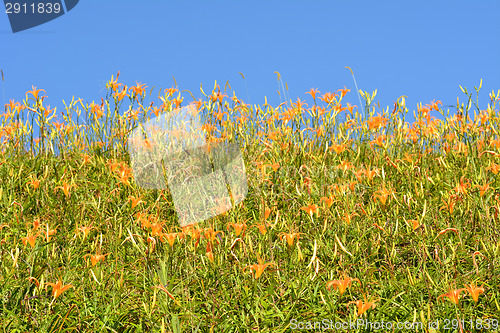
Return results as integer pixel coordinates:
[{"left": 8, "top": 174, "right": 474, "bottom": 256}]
[{"left": 2, "top": 1, "right": 499, "bottom": 144}]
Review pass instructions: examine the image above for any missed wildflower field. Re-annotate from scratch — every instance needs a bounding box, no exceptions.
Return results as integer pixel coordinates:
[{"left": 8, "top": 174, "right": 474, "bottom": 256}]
[{"left": 1, "top": 71, "right": 500, "bottom": 332}]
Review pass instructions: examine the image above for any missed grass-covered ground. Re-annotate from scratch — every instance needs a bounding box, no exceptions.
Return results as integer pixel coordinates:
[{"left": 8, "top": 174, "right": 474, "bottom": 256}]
[{"left": 1, "top": 72, "right": 500, "bottom": 332}]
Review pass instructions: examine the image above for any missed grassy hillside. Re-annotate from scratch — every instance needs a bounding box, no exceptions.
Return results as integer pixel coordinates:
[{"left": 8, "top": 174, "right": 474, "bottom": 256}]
[{"left": 1, "top": 73, "right": 500, "bottom": 332}]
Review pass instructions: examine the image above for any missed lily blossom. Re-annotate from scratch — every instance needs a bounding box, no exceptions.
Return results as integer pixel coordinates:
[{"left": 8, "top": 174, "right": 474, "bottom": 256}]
[
  {"left": 300, "top": 203, "right": 319, "bottom": 217},
  {"left": 347, "top": 296, "right": 377, "bottom": 317},
  {"left": 438, "top": 288, "right": 465, "bottom": 305},
  {"left": 78, "top": 223, "right": 96, "bottom": 240},
  {"left": 128, "top": 195, "right": 144, "bottom": 209},
  {"left": 279, "top": 231, "right": 305, "bottom": 247},
  {"left": 464, "top": 283, "right": 485, "bottom": 303},
  {"left": 227, "top": 222, "right": 247, "bottom": 236},
  {"left": 326, "top": 275, "right": 360, "bottom": 296},
  {"left": 27, "top": 175, "right": 40, "bottom": 189},
  {"left": 21, "top": 232, "right": 39, "bottom": 248},
  {"left": 46, "top": 280, "right": 74, "bottom": 299},
  {"left": 84, "top": 253, "right": 110, "bottom": 267},
  {"left": 245, "top": 258, "right": 276, "bottom": 279},
  {"left": 55, "top": 181, "right": 75, "bottom": 198}
]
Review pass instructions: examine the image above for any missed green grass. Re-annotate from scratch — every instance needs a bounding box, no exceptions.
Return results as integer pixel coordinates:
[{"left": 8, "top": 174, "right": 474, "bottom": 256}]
[{"left": 1, "top": 73, "right": 500, "bottom": 332}]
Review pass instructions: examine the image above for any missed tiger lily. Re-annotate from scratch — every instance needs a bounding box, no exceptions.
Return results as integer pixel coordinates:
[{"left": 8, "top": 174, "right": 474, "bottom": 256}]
[
  {"left": 245, "top": 258, "right": 276, "bottom": 279},
  {"left": 438, "top": 288, "right": 465, "bottom": 305},
  {"left": 464, "top": 283, "right": 485, "bottom": 303},
  {"left": 326, "top": 275, "right": 360, "bottom": 296},
  {"left": 46, "top": 280, "right": 74, "bottom": 299}
]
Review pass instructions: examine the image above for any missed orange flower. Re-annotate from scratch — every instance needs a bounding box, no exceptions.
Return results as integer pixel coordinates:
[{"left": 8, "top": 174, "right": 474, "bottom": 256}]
[
  {"left": 330, "top": 142, "right": 346, "bottom": 154},
  {"left": 89, "top": 101, "right": 104, "bottom": 120},
  {"left": 326, "top": 275, "right": 360, "bottom": 296},
  {"left": 342, "top": 211, "right": 358, "bottom": 224},
  {"left": 161, "top": 232, "right": 182, "bottom": 247},
  {"left": 209, "top": 87, "right": 227, "bottom": 104},
  {"left": 348, "top": 181, "right": 357, "bottom": 192},
  {"left": 337, "top": 160, "right": 354, "bottom": 173},
  {"left": 490, "top": 139, "right": 500, "bottom": 149},
  {"left": 5, "top": 99, "right": 21, "bottom": 113},
  {"left": 300, "top": 203, "right": 319, "bottom": 217},
  {"left": 252, "top": 222, "right": 269, "bottom": 235},
  {"left": 85, "top": 253, "right": 110, "bottom": 267},
  {"left": 107, "top": 160, "right": 121, "bottom": 173},
  {"left": 21, "top": 232, "right": 39, "bottom": 248},
  {"left": 454, "top": 176, "right": 470, "bottom": 195},
  {"left": 353, "top": 169, "right": 364, "bottom": 182},
  {"left": 127, "top": 108, "right": 140, "bottom": 121},
  {"left": 280, "top": 108, "right": 296, "bottom": 122},
  {"left": 464, "top": 282, "right": 485, "bottom": 303},
  {"left": 371, "top": 135, "right": 386, "bottom": 147},
  {"left": 150, "top": 106, "right": 161, "bottom": 117},
  {"left": 440, "top": 196, "right": 456, "bottom": 215},
  {"left": 337, "top": 86, "right": 350, "bottom": 98},
  {"left": 320, "top": 196, "right": 335, "bottom": 208},
  {"left": 279, "top": 231, "right": 305, "bottom": 247},
  {"left": 78, "top": 223, "right": 96, "bottom": 240},
  {"left": 428, "top": 99, "right": 442, "bottom": 111},
  {"left": 373, "top": 186, "right": 392, "bottom": 206},
  {"left": 182, "top": 225, "right": 203, "bottom": 243},
  {"left": 319, "top": 92, "right": 338, "bottom": 104},
  {"left": 245, "top": 258, "right": 276, "bottom": 279},
  {"left": 107, "top": 71, "right": 122, "bottom": 91},
  {"left": 114, "top": 86, "right": 129, "bottom": 101},
  {"left": 172, "top": 96, "right": 184, "bottom": 108},
  {"left": 347, "top": 296, "right": 377, "bottom": 317},
  {"left": 406, "top": 219, "right": 420, "bottom": 231},
  {"left": 206, "top": 241, "right": 215, "bottom": 263},
  {"left": 438, "top": 288, "right": 465, "bottom": 305},
  {"left": 128, "top": 195, "right": 144, "bottom": 209},
  {"left": 264, "top": 207, "right": 272, "bottom": 220},
  {"left": 346, "top": 104, "right": 356, "bottom": 115},
  {"left": 164, "top": 87, "right": 178, "bottom": 97},
  {"left": 214, "top": 110, "right": 229, "bottom": 121},
  {"left": 116, "top": 165, "right": 132, "bottom": 186},
  {"left": 150, "top": 221, "right": 164, "bottom": 237},
  {"left": 33, "top": 218, "right": 40, "bottom": 231},
  {"left": 46, "top": 280, "right": 74, "bottom": 299},
  {"left": 211, "top": 197, "right": 232, "bottom": 215},
  {"left": 487, "top": 163, "right": 500, "bottom": 175},
  {"left": 477, "top": 111, "right": 489, "bottom": 125},
  {"left": 26, "top": 85, "right": 46, "bottom": 100},
  {"left": 27, "top": 175, "right": 40, "bottom": 189},
  {"left": 367, "top": 114, "right": 388, "bottom": 130},
  {"left": 474, "top": 182, "right": 492, "bottom": 197},
  {"left": 227, "top": 222, "right": 247, "bottom": 236},
  {"left": 55, "top": 181, "right": 75, "bottom": 198},
  {"left": 27, "top": 277, "right": 40, "bottom": 288},
  {"left": 129, "top": 82, "right": 147, "bottom": 99},
  {"left": 292, "top": 98, "right": 308, "bottom": 113},
  {"left": 147, "top": 236, "right": 157, "bottom": 252},
  {"left": 305, "top": 88, "right": 320, "bottom": 100},
  {"left": 41, "top": 104, "right": 55, "bottom": 118}
]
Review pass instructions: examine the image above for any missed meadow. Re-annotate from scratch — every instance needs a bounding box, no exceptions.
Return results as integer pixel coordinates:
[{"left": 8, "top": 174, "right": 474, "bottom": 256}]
[{"left": 1, "top": 71, "right": 499, "bottom": 332}]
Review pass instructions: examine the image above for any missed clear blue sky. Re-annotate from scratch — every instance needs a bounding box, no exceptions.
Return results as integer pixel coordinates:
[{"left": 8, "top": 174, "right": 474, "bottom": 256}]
[{"left": 2, "top": 1, "right": 499, "bottom": 143}]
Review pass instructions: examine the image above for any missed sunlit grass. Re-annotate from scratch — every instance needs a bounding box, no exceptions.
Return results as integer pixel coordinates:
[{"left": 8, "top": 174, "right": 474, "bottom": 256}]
[{"left": 1, "top": 71, "right": 500, "bottom": 331}]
